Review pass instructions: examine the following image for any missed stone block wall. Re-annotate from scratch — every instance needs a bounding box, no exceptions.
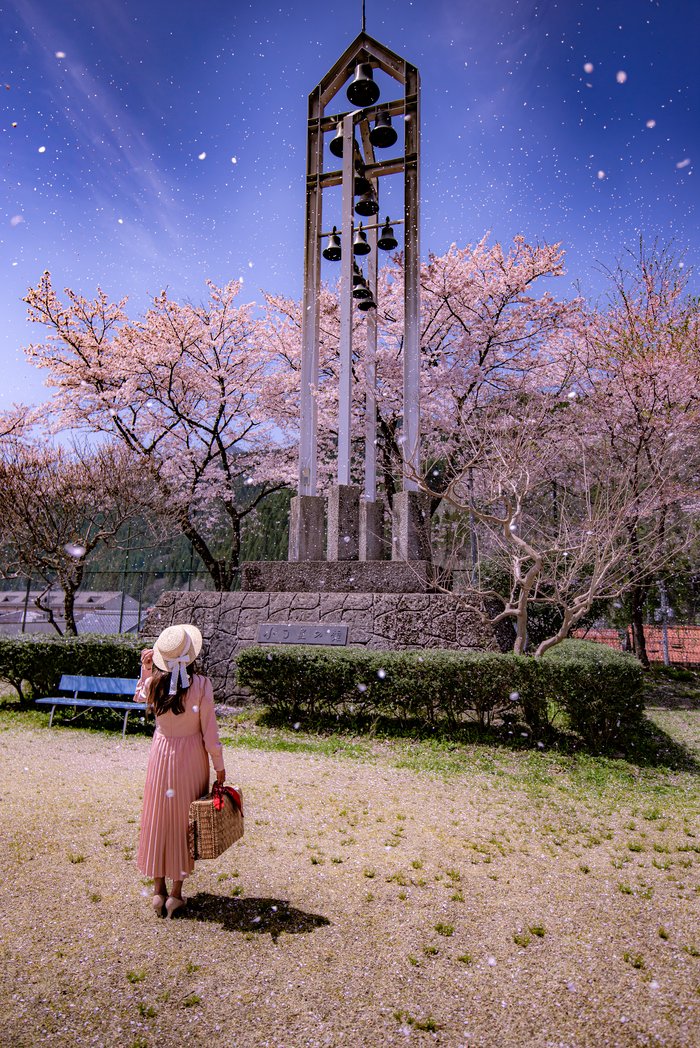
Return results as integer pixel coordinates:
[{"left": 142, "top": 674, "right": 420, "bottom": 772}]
[
  {"left": 240, "top": 560, "right": 436, "bottom": 593},
  {"left": 143, "top": 590, "right": 497, "bottom": 703}
]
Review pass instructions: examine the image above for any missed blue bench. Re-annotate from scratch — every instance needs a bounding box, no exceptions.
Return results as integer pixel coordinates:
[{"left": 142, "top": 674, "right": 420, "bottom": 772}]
[{"left": 35, "top": 674, "right": 146, "bottom": 738}]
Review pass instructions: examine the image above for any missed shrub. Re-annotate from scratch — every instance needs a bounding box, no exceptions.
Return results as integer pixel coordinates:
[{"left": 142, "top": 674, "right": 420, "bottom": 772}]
[
  {"left": 540, "top": 639, "right": 644, "bottom": 748},
  {"left": 236, "top": 644, "right": 547, "bottom": 729},
  {"left": 236, "top": 639, "right": 643, "bottom": 749},
  {"left": 0, "top": 634, "right": 148, "bottom": 701}
]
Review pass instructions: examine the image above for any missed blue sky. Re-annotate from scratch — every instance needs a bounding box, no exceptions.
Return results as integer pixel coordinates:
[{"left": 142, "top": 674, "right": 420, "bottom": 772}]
[{"left": 2, "top": 0, "right": 698, "bottom": 406}]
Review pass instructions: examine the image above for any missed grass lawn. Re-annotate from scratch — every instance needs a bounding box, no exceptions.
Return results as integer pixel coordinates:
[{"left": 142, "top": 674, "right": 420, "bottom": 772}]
[{"left": 0, "top": 677, "right": 698, "bottom": 1047}]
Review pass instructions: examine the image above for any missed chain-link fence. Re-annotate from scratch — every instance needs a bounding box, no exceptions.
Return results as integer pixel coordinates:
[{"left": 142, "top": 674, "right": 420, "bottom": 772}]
[{"left": 0, "top": 569, "right": 240, "bottom": 635}]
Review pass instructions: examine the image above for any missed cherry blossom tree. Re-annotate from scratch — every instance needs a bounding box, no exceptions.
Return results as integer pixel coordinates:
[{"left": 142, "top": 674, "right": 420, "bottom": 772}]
[
  {"left": 576, "top": 241, "right": 700, "bottom": 664},
  {"left": 0, "top": 438, "right": 145, "bottom": 634},
  {"left": 0, "top": 405, "right": 30, "bottom": 444},
  {"left": 0, "top": 406, "right": 33, "bottom": 590},
  {"left": 24, "top": 276, "right": 293, "bottom": 589},
  {"left": 263, "top": 236, "right": 579, "bottom": 509},
  {"left": 421, "top": 242, "right": 700, "bottom": 656},
  {"left": 426, "top": 384, "right": 682, "bottom": 655}
]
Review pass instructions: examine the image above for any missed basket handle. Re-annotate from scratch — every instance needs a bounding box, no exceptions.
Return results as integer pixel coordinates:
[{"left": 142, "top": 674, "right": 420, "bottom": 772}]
[{"left": 212, "top": 781, "right": 243, "bottom": 815}]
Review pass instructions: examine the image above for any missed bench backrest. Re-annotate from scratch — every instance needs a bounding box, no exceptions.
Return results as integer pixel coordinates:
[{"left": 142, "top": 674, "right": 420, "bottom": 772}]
[{"left": 58, "top": 674, "right": 139, "bottom": 697}]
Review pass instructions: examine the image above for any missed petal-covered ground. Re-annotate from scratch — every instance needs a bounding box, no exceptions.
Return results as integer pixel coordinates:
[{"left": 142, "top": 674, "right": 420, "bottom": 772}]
[{"left": 0, "top": 712, "right": 697, "bottom": 1047}]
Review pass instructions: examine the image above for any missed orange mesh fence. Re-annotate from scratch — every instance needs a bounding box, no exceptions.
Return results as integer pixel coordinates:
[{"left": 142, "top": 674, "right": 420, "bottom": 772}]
[{"left": 573, "top": 626, "right": 700, "bottom": 666}]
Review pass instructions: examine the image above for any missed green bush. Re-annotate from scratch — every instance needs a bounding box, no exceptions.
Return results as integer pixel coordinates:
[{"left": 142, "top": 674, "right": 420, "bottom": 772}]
[
  {"left": 237, "top": 645, "right": 546, "bottom": 729},
  {"left": 540, "top": 639, "right": 644, "bottom": 749},
  {"left": 0, "top": 634, "right": 149, "bottom": 702},
  {"left": 236, "top": 639, "right": 643, "bottom": 749}
]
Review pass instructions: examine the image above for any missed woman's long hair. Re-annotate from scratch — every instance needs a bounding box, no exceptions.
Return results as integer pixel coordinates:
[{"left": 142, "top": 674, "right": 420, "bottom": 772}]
[{"left": 147, "top": 665, "right": 195, "bottom": 716}]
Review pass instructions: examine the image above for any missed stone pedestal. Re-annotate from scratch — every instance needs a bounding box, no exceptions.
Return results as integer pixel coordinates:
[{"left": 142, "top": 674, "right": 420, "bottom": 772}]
[
  {"left": 144, "top": 589, "right": 498, "bottom": 702},
  {"left": 241, "top": 560, "right": 433, "bottom": 593},
  {"left": 327, "top": 484, "right": 360, "bottom": 561},
  {"left": 288, "top": 494, "right": 325, "bottom": 562},
  {"left": 360, "top": 499, "right": 385, "bottom": 561},
  {"left": 391, "top": 490, "right": 432, "bottom": 562}
]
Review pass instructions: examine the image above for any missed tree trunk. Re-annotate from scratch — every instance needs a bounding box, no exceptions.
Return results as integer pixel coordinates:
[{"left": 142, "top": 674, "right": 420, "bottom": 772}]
[
  {"left": 378, "top": 418, "right": 399, "bottom": 510},
  {"left": 626, "top": 521, "right": 650, "bottom": 668},
  {"left": 483, "top": 598, "right": 516, "bottom": 652},
  {"left": 178, "top": 513, "right": 226, "bottom": 591},
  {"left": 218, "top": 509, "right": 241, "bottom": 590},
  {"left": 63, "top": 586, "right": 79, "bottom": 636},
  {"left": 629, "top": 582, "right": 650, "bottom": 668},
  {"left": 513, "top": 601, "right": 528, "bottom": 654},
  {"left": 33, "top": 582, "right": 63, "bottom": 636},
  {"left": 61, "top": 563, "right": 84, "bottom": 636}
]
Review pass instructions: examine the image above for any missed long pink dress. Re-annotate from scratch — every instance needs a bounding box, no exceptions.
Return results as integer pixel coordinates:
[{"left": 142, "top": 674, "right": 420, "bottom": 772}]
[{"left": 137, "top": 675, "right": 225, "bottom": 880}]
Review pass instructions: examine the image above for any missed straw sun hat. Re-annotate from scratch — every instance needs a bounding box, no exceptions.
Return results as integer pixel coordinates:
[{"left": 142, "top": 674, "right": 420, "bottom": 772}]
[{"left": 152, "top": 623, "right": 203, "bottom": 694}]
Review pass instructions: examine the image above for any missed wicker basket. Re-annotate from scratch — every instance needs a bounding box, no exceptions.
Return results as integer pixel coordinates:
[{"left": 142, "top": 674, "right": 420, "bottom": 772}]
[{"left": 188, "top": 784, "right": 244, "bottom": 861}]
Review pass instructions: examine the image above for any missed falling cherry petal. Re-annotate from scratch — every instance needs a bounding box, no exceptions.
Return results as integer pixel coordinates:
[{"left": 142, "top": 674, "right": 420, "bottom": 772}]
[{"left": 64, "top": 542, "right": 86, "bottom": 558}]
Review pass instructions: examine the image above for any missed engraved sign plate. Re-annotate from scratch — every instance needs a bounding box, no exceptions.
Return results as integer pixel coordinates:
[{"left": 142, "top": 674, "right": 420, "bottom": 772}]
[{"left": 256, "top": 623, "right": 349, "bottom": 646}]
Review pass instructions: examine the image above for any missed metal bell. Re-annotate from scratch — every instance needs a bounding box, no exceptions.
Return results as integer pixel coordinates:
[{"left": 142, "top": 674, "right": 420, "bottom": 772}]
[
  {"left": 322, "top": 226, "right": 342, "bottom": 262},
  {"left": 355, "top": 190, "right": 379, "bottom": 217},
  {"left": 357, "top": 295, "right": 377, "bottom": 312},
  {"left": 346, "top": 62, "right": 380, "bottom": 108},
  {"left": 329, "top": 121, "right": 345, "bottom": 159},
  {"left": 377, "top": 217, "right": 398, "bottom": 252},
  {"left": 369, "top": 109, "right": 397, "bottom": 149},
  {"left": 354, "top": 162, "right": 371, "bottom": 197},
  {"left": 352, "top": 223, "right": 371, "bottom": 255},
  {"left": 352, "top": 272, "right": 372, "bottom": 300}
]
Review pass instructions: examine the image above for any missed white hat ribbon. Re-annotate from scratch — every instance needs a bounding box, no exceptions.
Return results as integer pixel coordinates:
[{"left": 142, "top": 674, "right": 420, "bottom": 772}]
[{"left": 166, "top": 636, "right": 191, "bottom": 695}]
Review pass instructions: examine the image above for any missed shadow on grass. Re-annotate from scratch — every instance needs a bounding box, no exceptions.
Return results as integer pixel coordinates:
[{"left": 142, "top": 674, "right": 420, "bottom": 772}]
[
  {"left": 4, "top": 693, "right": 697, "bottom": 774},
  {"left": 643, "top": 666, "right": 700, "bottom": 711},
  {"left": 622, "top": 717, "right": 699, "bottom": 773},
  {"left": 0, "top": 696, "right": 153, "bottom": 737},
  {"left": 181, "top": 892, "right": 330, "bottom": 942},
  {"left": 255, "top": 707, "right": 700, "bottom": 774}
]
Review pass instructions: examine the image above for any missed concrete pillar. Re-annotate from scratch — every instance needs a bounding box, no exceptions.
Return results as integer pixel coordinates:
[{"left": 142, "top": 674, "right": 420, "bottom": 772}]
[
  {"left": 288, "top": 494, "right": 326, "bottom": 562},
  {"left": 327, "top": 484, "right": 360, "bottom": 561},
  {"left": 360, "top": 499, "right": 385, "bottom": 561},
  {"left": 391, "top": 490, "right": 432, "bottom": 562}
]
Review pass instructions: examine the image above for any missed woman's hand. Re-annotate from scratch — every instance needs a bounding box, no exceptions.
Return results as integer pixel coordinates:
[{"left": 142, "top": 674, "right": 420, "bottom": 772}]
[
  {"left": 216, "top": 769, "right": 226, "bottom": 785},
  {"left": 141, "top": 648, "right": 154, "bottom": 674}
]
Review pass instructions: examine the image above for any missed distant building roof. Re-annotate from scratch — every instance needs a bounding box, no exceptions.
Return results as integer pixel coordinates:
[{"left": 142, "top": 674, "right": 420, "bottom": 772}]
[
  {"left": 77, "top": 611, "right": 142, "bottom": 634},
  {"left": 0, "top": 590, "right": 138, "bottom": 612},
  {"left": 0, "top": 589, "right": 142, "bottom": 634}
]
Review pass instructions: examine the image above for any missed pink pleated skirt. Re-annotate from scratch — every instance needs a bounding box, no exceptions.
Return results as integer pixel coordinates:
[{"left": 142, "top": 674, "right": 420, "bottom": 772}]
[{"left": 137, "top": 730, "right": 210, "bottom": 880}]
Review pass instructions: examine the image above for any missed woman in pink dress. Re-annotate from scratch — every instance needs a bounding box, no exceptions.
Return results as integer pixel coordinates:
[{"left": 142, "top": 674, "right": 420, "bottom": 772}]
[{"left": 135, "top": 623, "right": 225, "bottom": 917}]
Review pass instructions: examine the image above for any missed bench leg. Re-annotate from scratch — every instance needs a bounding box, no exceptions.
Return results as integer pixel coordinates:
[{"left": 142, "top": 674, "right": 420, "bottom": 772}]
[
  {"left": 122, "top": 710, "right": 129, "bottom": 739},
  {"left": 48, "top": 704, "right": 57, "bottom": 728},
  {"left": 68, "top": 707, "right": 90, "bottom": 724}
]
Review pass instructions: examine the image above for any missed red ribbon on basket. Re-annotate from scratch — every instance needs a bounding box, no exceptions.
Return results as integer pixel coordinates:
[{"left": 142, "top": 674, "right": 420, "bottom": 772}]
[{"left": 212, "top": 781, "right": 243, "bottom": 816}]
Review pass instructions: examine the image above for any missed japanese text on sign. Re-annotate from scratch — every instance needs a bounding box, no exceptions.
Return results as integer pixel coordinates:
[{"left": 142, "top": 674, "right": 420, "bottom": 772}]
[{"left": 256, "top": 623, "right": 349, "bottom": 646}]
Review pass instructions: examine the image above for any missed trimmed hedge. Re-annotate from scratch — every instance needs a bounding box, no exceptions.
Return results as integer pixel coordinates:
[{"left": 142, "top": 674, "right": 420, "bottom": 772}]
[
  {"left": 238, "top": 645, "right": 544, "bottom": 728},
  {"left": 236, "top": 639, "right": 644, "bottom": 748},
  {"left": 540, "top": 639, "right": 645, "bottom": 748},
  {"left": 0, "top": 634, "right": 149, "bottom": 701}
]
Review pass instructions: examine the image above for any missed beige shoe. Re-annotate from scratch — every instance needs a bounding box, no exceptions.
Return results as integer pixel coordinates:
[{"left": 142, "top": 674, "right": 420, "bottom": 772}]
[
  {"left": 165, "top": 896, "right": 186, "bottom": 918},
  {"left": 152, "top": 893, "right": 166, "bottom": 916}
]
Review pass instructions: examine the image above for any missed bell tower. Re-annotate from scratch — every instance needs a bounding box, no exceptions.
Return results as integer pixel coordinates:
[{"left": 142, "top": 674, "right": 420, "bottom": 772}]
[
  {"left": 288, "top": 27, "right": 429, "bottom": 568},
  {"left": 147, "top": 12, "right": 496, "bottom": 687}
]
